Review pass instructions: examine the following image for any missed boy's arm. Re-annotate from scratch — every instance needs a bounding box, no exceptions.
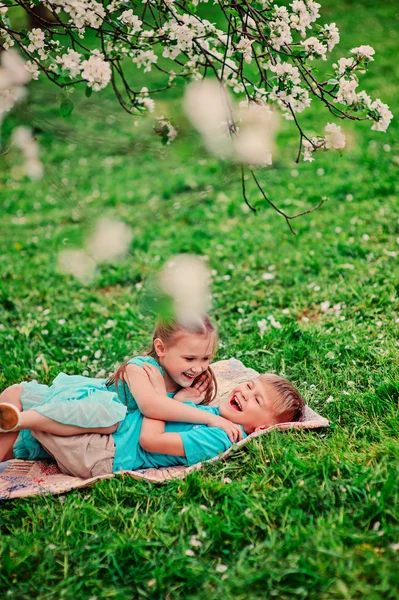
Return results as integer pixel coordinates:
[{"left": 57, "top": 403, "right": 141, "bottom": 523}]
[
  {"left": 139, "top": 417, "right": 186, "bottom": 456},
  {"left": 125, "top": 364, "right": 243, "bottom": 442}
]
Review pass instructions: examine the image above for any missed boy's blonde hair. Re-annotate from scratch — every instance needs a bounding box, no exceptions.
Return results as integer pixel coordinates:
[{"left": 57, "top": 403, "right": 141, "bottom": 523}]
[{"left": 258, "top": 374, "right": 305, "bottom": 423}]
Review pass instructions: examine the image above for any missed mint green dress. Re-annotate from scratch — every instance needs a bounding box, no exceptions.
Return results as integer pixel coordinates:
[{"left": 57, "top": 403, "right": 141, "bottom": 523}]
[{"left": 13, "top": 356, "right": 171, "bottom": 460}]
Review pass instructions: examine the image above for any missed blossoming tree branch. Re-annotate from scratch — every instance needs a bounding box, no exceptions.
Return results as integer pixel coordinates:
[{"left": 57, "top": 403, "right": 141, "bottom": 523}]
[{"left": 0, "top": 0, "right": 393, "bottom": 231}]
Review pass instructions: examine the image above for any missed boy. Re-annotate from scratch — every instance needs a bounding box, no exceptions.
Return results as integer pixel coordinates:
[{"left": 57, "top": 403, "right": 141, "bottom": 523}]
[{"left": 20, "top": 372, "right": 305, "bottom": 478}]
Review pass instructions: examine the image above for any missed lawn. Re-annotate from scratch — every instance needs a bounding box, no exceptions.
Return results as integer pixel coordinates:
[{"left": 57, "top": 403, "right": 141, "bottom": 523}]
[{"left": 0, "top": 0, "right": 398, "bottom": 598}]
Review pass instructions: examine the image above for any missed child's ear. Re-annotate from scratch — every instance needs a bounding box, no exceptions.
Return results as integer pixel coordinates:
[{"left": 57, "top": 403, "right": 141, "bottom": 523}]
[{"left": 153, "top": 338, "right": 166, "bottom": 357}]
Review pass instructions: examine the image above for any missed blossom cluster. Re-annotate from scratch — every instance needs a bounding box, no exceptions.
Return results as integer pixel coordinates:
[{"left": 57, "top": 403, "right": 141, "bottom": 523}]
[{"left": 0, "top": 0, "right": 393, "bottom": 169}]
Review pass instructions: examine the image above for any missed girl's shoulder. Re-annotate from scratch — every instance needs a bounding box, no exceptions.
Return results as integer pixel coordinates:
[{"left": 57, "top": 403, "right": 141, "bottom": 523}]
[{"left": 127, "top": 355, "right": 164, "bottom": 375}]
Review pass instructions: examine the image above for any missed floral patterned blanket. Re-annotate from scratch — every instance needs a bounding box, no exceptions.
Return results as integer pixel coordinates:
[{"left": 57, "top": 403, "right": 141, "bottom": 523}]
[{"left": 0, "top": 359, "right": 329, "bottom": 500}]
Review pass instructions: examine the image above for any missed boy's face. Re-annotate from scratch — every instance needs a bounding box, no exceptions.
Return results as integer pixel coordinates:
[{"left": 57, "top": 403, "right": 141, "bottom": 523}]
[{"left": 219, "top": 377, "right": 277, "bottom": 433}]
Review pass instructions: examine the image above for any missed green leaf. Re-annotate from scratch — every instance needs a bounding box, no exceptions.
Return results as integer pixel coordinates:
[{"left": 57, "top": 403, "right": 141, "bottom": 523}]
[
  {"left": 60, "top": 98, "right": 74, "bottom": 118},
  {"left": 327, "top": 78, "right": 339, "bottom": 85},
  {"left": 85, "top": 85, "right": 93, "bottom": 98}
]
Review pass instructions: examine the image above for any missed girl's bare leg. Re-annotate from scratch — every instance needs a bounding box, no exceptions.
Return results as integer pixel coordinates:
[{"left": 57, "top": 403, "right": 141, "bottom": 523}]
[
  {"left": 17, "top": 411, "right": 119, "bottom": 436},
  {"left": 0, "top": 385, "right": 23, "bottom": 461},
  {"left": 0, "top": 384, "right": 118, "bottom": 461}
]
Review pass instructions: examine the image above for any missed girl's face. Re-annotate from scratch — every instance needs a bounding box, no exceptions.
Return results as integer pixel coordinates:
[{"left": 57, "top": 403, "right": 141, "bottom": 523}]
[{"left": 155, "top": 332, "right": 215, "bottom": 391}]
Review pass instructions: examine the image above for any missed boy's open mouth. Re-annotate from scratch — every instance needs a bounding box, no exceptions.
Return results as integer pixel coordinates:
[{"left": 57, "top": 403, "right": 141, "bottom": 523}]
[{"left": 230, "top": 394, "right": 243, "bottom": 411}]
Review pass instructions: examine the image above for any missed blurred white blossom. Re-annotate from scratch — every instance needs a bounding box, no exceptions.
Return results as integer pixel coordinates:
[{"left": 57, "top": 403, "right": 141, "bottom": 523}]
[
  {"left": 58, "top": 249, "right": 97, "bottom": 284},
  {"left": 86, "top": 218, "right": 133, "bottom": 262},
  {"left": 159, "top": 254, "right": 211, "bottom": 326}
]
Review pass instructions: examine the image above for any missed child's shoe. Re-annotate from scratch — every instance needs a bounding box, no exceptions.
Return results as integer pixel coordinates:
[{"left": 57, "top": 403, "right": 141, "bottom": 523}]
[{"left": 0, "top": 403, "right": 21, "bottom": 432}]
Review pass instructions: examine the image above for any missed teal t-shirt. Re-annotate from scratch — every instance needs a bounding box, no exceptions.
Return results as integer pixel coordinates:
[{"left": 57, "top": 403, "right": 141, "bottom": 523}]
[{"left": 112, "top": 403, "right": 246, "bottom": 472}]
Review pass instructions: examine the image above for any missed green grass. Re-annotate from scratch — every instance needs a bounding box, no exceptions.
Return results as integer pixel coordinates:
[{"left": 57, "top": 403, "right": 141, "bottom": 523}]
[{"left": 1, "top": 0, "right": 399, "bottom": 597}]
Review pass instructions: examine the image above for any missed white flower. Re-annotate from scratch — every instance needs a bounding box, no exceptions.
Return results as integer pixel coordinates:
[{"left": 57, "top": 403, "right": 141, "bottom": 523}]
[
  {"left": 320, "top": 22, "right": 340, "bottom": 52},
  {"left": 262, "top": 272, "right": 275, "bottom": 280},
  {"left": 55, "top": 49, "right": 82, "bottom": 78},
  {"left": 326, "top": 351, "right": 335, "bottom": 359},
  {"left": 81, "top": 52, "right": 111, "bottom": 91},
  {"left": 290, "top": 0, "right": 321, "bottom": 37},
  {"left": 159, "top": 255, "right": 211, "bottom": 326},
  {"left": 58, "top": 249, "right": 97, "bottom": 283},
  {"left": 56, "top": 0, "right": 105, "bottom": 29},
  {"left": 236, "top": 37, "right": 253, "bottom": 64},
  {"left": 216, "top": 564, "right": 228, "bottom": 573},
  {"left": 25, "top": 60, "right": 40, "bottom": 80},
  {"left": 301, "top": 37, "right": 327, "bottom": 61},
  {"left": 87, "top": 218, "right": 132, "bottom": 262},
  {"left": 350, "top": 45, "right": 375, "bottom": 62},
  {"left": 133, "top": 49, "right": 158, "bottom": 72},
  {"left": 162, "top": 46, "right": 181, "bottom": 60},
  {"left": 189, "top": 536, "right": 203, "bottom": 548},
  {"left": 336, "top": 78, "right": 358, "bottom": 105},
  {"left": 369, "top": 99, "right": 393, "bottom": 132},
  {"left": 324, "top": 123, "right": 345, "bottom": 150},
  {"left": 257, "top": 319, "right": 268, "bottom": 336},
  {"left": 27, "top": 28, "right": 46, "bottom": 53},
  {"left": 118, "top": 10, "right": 142, "bottom": 34},
  {"left": 333, "top": 57, "right": 355, "bottom": 76},
  {"left": 185, "top": 549, "right": 195, "bottom": 557}
]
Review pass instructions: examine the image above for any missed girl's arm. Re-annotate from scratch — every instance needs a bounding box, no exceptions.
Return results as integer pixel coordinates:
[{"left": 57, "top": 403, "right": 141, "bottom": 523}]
[
  {"left": 139, "top": 417, "right": 185, "bottom": 456},
  {"left": 125, "top": 363, "right": 243, "bottom": 443}
]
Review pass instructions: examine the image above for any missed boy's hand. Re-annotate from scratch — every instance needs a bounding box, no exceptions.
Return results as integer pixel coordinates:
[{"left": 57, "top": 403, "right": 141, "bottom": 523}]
[
  {"left": 142, "top": 363, "right": 167, "bottom": 395},
  {"left": 206, "top": 414, "right": 243, "bottom": 443}
]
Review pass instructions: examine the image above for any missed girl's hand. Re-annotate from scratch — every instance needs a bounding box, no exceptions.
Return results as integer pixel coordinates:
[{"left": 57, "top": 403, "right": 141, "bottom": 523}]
[
  {"left": 206, "top": 414, "right": 244, "bottom": 443},
  {"left": 192, "top": 372, "right": 211, "bottom": 396},
  {"left": 142, "top": 363, "right": 167, "bottom": 395},
  {"left": 174, "top": 387, "right": 205, "bottom": 404}
]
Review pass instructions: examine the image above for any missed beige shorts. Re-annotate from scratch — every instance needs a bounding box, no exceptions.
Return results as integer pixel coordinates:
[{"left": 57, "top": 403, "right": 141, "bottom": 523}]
[{"left": 32, "top": 431, "right": 115, "bottom": 479}]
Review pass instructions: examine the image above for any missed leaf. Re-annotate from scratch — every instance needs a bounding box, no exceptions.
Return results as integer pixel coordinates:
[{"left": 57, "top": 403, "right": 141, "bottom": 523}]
[
  {"left": 327, "top": 78, "right": 339, "bottom": 85},
  {"left": 60, "top": 98, "right": 74, "bottom": 118},
  {"left": 85, "top": 85, "right": 93, "bottom": 98}
]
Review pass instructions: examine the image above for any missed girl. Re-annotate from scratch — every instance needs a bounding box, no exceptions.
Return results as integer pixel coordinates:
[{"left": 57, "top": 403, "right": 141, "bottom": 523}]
[{"left": 0, "top": 316, "right": 243, "bottom": 462}]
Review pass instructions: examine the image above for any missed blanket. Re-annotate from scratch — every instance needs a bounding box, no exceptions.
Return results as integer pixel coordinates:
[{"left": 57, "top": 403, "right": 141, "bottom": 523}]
[{"left": 0, "top": 359, "right": 329, "bottom": 500}]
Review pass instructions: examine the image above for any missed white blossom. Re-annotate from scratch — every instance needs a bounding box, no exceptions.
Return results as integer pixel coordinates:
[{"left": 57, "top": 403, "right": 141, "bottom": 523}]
[
  {"left": 12, "top": 126, "right": 44, "bottom": 180},
  {"left": 290, "top": 0, "right": 321, "bottom": 37},
  {"left": 86, "top": 218, "right": 133, "bottom": 262},
  {"left": 159, "top": 254, "right": 211, "bottom": 326},
  {"left": 50, "top": 0, "right": 105, "bottom": 30},
  {"left": 133, "top": 49, "right": 158, "bottom": 72},
  {"left": 320, "top": 22, "right": 339, "bottom": 52},
  {"left": 118, "top": 10, "right": 142, "bottom": 34},
  {"left": 269, "top": 6, "right": 292, "bottom": 50},
  {"left": 81, "top": 52, "right": 111, "bottom": 91},
  {"left": 350, "top": 45, "right": 375, "bottom": 62},
  {"left": 25, "top": 60, "right": 40, "bottom": 80},
  {"left": 301, "top": 36, "right": 327, "bottom": 61},
  {"left": 58, "top": 249, "right": 97, "bottom": 283},
  {"left": 335, "top": 78, "right": 358, "bottom": 105},
  {"left": 369, "top": 99, "right": 393, "bottom": 132},
  {"left": 236, "top": 37, "right": 253, "bottom": 64},
  {"left": 55, "top": 49, "right": 82, "bottom": 78},
  {"left": 27, "top": 28, "right": 46, "bottom": 53},
  {"left": 324, "top": 123, "right": 345, "bottom": 149}
]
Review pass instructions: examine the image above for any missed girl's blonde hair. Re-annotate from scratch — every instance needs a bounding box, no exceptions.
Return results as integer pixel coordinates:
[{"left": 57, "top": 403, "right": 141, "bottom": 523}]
[{"left": 106, "top": 315, "right": 218, "bottom": 405}]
